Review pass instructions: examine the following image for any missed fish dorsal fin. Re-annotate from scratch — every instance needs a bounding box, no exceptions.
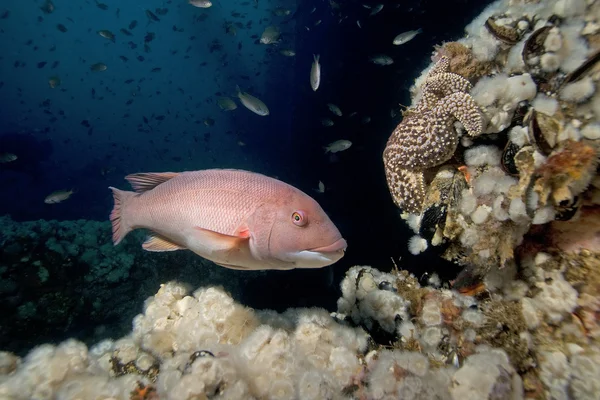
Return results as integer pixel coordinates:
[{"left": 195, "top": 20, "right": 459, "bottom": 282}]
[
  {"left": 142, "top": 233, "right": 185, "bottom": 252},
  {"left": 125, "top": 172, "right": 179, "bottom": 193}
]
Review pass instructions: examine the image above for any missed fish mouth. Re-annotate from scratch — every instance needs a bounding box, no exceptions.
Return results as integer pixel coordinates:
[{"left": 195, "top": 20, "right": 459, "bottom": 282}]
[
  {"left": 282, "top": 238, "right": 347, "bottom": 269},
  {"left": 310, "top": 238, "right": 347, "bottom": 253}
]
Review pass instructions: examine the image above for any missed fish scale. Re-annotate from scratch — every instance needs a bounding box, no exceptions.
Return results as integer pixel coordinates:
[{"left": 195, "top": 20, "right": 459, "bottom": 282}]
[{"left": 129, "top": 170, "right": 283, "bottom": 236}]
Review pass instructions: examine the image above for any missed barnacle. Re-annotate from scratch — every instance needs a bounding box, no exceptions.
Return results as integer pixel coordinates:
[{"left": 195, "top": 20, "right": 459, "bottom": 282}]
[
  {"left": 383, "top": 56, "right": 483, "bottom": 213},
  {"left": 110, "top": 356, "right": 160, "bottom": 383}
]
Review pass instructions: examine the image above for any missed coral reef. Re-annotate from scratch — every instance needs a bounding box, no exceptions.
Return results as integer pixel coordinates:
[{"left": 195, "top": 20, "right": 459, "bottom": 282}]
[
  {"left": 383, "top": 0, "right": 600, "bottom": 277},
  {"left": 1, "top": 254, "right": 597, "bottom": 399},
  {"left": 0, "top": 215, "right": 265, "bottom": 354}
]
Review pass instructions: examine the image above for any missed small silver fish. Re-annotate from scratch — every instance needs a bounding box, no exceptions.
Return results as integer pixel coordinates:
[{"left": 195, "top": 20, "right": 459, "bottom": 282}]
[
  {"left": 369, "top": 54, "right": 393, "bottom": 65},
  {"left": 393, "top": 28, "right": 422, "bottom": 45},
  {"left": 260, "top": 25, "right": 280, "bottom": 44},
  {"left": 48, "top": 76, "right": 61, "bottom": 88},
  {"left": 273, "top": 7, "right": 291, "bottom": 16},
  {"left": 369, "top": 4, "right": 383, "bottom": 16},
  {"left": 321, "top": 118, "right": 334, "bottom": 127},
  {"left": 90, "top": 62, "right": 108, "bottom": 72},
  {"left": 327, "top": 103, "right": 342, "bottom": 116},
  {"left": 189, "top": 0, "right": 212, "bottom": 8},
  {"left": 217, "top": 96, "right": 237, "bottom": 111},
  {"left": 279, "top": 49, "right": 296, "bottom": 57},
  {"left": 45, "top": 189, "right": 74, "bottom": 204},
  {"left": 324, "top": 140, "right": 352, "bottom": 153},
  {"left": 0, "top": 153, "right": 17, "bottom": 163},
  {"left": 314, "top": 181, "right": 325, "bottom": 193},
  {"left": 311, "top": 54, "right": 321, "bottom": 91},
  {"left": 236, "top": 85, "right": 269, "bottom": 116},
  {"left": 97, "top": 30, "right": 115, "bottom": 42}
]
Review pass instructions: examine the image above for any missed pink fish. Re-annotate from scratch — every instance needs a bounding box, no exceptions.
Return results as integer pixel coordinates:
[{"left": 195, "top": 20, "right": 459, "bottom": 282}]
[{"left": 109, "top": 169, "right": 347, "bottom": 270}]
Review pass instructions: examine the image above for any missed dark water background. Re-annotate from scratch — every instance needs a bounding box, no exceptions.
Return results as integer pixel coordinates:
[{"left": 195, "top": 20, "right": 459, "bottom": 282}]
[{"left": 0, "top": 0, "right": 493, "bottom": 351}]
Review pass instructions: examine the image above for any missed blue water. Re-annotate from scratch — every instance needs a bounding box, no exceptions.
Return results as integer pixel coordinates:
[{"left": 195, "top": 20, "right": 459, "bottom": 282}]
[{"left": 0, "top": 0, "right": 493, "bottom": 352}]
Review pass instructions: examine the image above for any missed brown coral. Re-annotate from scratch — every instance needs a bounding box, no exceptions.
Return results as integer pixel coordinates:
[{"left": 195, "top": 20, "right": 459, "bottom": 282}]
[
  {"left": 433, "top": 42, "right": 493, "bottom": 81},
  {"left": 534, "top": 140, "right": 599, "bottom": 207}
]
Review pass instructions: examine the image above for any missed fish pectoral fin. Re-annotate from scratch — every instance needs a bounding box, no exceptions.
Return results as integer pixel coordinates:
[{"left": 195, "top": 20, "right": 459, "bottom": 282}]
[
  {"left": 142, "top": 234, "right": 185, "bottom": 252},
  {"left": 193, "top": 226, "right": 250, "bottom": 254},
  {"left": 233, "top": 223, "right": 251, "bottom": 238},
  {"left": 125, "top": 172, "right": 180, "bottom": 193}
]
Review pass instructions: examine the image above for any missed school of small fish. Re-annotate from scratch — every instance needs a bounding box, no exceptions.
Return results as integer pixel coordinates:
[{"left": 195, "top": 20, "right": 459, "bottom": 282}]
[{"left": 0, "top": 1, "right": 422, "bottom": 270}]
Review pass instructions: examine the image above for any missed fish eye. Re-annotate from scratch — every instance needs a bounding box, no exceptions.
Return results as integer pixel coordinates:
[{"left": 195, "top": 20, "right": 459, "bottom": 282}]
[{"left": 292, "top": 211, "right": 307, "bottom": 226}]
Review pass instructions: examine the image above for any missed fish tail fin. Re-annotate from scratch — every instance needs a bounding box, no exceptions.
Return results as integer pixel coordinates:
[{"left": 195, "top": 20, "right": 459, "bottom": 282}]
[
  {"left": 108, "top": 187, "right": 137, "bottom": 245},
  {"left": 235, "top": 85, "right": 242, "bottom": 95},
  {"left": 416, "top": 28, "right": 423, "bottom": 34},
  {"left": 313, "top": 54, "right": 320, "bottom": 62},
  {"left": 323, "top": 146, "right": 330, "bottom": 153}
]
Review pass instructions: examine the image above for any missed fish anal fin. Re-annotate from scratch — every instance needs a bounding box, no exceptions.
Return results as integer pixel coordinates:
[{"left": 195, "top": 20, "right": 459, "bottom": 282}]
[
  {"left": 142, "top": 234, "right": 185, "bottom": 252},
  {"left": 125, "top": 172, "right": 179, "bottom": 193}
]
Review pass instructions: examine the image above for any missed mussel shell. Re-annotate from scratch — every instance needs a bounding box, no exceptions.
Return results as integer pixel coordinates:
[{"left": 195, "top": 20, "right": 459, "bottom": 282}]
[
  {"left": 554, "top": 195, "right": 581, "bottom": 221},
  {"left": 502, "top": 141, "right": 521, "bottom": 176},
  {"left": 420, "top": 203, "right": 448, "bottom": 242},
  {"left": 522, "top": 25, "right": 552, "bottom": 65},
  {"left": 419, "top": 167, "right": 467, "bottom": 243},
  {"left": 378, "top": 281, "right": 397, "bottom": 292},
  {"left": 485, "top": 17, "right": 520, "bottom": 45},
  {"left": 526, "top": 109, "right": 560, "bottom": 156},
  {"left": 561, "top": 48, "right": 600, "bottom": 87}
]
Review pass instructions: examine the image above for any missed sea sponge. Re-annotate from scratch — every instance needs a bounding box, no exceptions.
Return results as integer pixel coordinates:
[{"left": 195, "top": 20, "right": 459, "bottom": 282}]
[
  {"left": 532, "top": 94, "right": 559, "bottom": 116},
  {"left": 560, "top": 76, "right": 596, "bottom": 103},
  {"left": 451, "top": 348, "right": 523, "bottom": 400},
  {"left": 538, "top": 351, "right": 571, "bottom": 399},
  {"left": 570, "top": 351, "right": 600, "bottom": 399},
  {"left": 533, "top": 270, "right": 578, "bottom": 324},
  {"left": 408, "top": 235, "right": 428, "bottom": 255},
  {"left": 540, "top": 52, "right": 561, "bottom": 72}
]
